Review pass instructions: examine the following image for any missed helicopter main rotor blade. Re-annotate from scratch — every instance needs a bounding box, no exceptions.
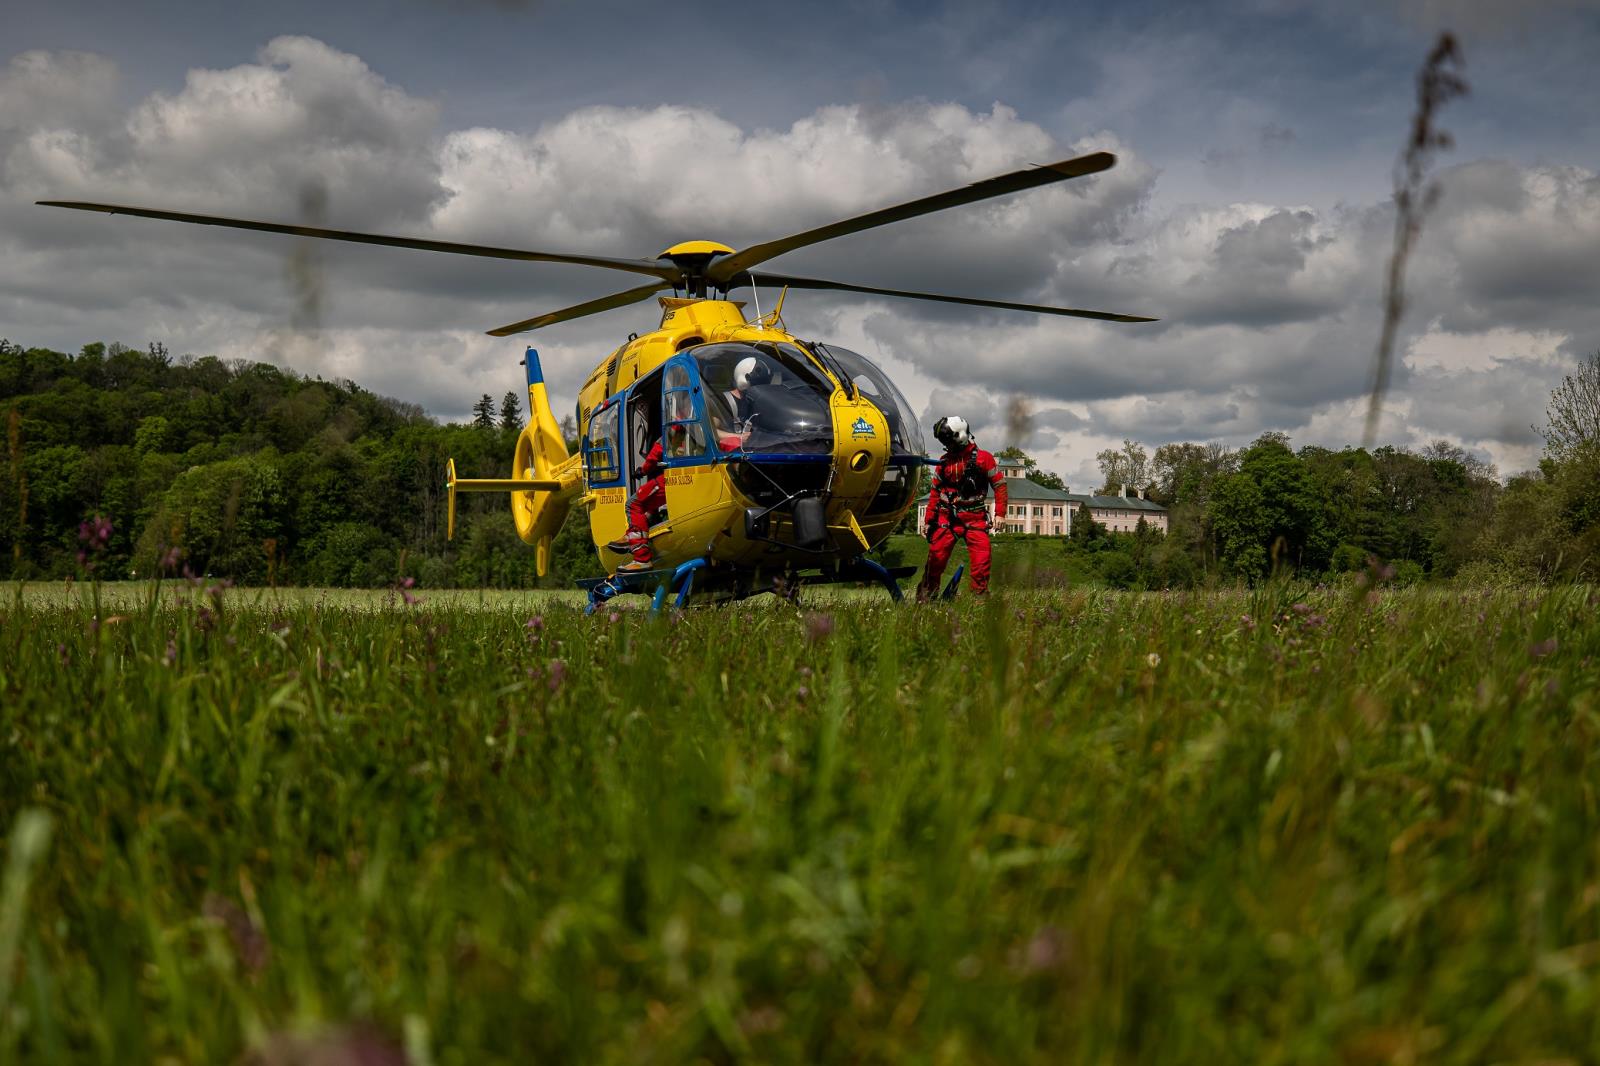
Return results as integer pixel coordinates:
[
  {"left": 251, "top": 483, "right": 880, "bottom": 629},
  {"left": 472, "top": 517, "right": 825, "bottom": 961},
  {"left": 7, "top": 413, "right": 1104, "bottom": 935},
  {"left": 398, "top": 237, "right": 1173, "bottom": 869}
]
[
  {"left": 35, "top": 201, "right": 683, "bottom": 282},
  {"left": 707, "top": 151, "right": 1117, "bottom": 286},
  {"left": 485, "top": 281, "right": 668, "bottom": 336},
  {"left": 732, "top": 271, "right": 1157, "bottom": 323}
]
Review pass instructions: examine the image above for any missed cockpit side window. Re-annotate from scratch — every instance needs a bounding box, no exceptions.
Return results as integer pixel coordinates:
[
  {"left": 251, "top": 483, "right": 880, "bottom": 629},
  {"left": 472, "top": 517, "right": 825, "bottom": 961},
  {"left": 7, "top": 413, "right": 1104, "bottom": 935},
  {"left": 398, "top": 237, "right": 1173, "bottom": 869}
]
[{"left": 583, "top": 400, "right": 622, "bottom": 485}]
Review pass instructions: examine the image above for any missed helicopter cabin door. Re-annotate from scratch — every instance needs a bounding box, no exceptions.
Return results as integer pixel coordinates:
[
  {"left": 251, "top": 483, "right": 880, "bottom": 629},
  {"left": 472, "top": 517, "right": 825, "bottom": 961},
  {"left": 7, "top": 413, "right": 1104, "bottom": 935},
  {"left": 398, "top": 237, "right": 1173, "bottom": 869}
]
[{"left": 626, "top": 369, "right": 666, "bottom": 527}]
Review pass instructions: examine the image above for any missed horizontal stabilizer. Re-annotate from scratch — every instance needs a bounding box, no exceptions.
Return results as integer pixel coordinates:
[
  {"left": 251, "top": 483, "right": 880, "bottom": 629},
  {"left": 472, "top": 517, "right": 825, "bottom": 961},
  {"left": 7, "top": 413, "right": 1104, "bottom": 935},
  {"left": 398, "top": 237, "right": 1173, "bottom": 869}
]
[
  {"left": 445, "top": 457, "right": 564, "bottom": 541},
  {"left": 449, "top": 477, "right": 563, "bottom": 493}
]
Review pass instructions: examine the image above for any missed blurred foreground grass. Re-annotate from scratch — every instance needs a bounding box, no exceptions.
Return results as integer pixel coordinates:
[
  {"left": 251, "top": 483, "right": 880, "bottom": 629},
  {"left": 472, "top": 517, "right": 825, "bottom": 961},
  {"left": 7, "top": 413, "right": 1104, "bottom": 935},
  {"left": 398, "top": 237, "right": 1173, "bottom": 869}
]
[{"left": 2, "top": 582, "right": 1598, "bottom": 1063}]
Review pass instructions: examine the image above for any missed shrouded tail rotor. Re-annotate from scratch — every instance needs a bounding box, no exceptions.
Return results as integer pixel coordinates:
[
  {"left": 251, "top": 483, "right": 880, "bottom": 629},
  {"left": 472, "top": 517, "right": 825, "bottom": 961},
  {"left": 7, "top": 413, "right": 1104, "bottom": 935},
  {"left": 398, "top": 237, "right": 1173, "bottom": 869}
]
[
  {"left": 446, "top": 347, "right": 582, "bottom": 575},
  {"left": 511, "top": 347, "right": 581, "bottom": 575}
]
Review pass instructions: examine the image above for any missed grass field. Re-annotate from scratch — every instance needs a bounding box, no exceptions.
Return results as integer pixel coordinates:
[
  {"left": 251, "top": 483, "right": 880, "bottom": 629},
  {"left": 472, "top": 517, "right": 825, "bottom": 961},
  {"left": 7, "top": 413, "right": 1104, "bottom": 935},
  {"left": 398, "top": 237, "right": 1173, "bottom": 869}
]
[{"left": 2, "top": 580, "right": 1598, "bottom": 1063}]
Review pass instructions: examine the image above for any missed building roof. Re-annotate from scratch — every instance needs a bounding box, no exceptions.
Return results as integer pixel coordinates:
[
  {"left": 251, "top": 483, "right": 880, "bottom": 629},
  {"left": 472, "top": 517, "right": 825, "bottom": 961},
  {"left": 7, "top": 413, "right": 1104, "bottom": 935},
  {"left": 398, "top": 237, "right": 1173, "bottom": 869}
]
[
  {"left": 1001, "top": 478, "right": 1074, "bottom": 501},
  {"left": 1065, "top": 493, "right": 1168, "bottom": 513}
]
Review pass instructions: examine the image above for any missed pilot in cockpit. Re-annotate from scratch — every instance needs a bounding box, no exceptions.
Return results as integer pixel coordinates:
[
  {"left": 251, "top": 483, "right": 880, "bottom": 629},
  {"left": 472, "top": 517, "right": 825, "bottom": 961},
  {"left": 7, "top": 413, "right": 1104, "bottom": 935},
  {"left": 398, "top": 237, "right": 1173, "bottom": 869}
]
[
  {"left": 729, "top": 356, "right": 772, "bottom": 427},
  {"left": 709, "top": 355, "right": 773, "bottom": 451}
]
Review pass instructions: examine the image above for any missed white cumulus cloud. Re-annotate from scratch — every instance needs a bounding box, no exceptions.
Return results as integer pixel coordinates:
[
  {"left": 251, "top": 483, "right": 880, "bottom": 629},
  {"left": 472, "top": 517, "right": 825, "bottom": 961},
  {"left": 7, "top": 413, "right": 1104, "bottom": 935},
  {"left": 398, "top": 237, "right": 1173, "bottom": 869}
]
[{"left": 1, "top": 36, "right": 1595, "bottom": 477}]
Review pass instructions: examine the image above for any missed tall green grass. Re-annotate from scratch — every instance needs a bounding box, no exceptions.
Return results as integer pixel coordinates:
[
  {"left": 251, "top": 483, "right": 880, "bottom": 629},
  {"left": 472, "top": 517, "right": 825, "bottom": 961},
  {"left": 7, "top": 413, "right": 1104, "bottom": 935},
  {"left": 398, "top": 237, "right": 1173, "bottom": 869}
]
[{"left": 2, "top": 583, "right": 1597, "bottom": 1062}]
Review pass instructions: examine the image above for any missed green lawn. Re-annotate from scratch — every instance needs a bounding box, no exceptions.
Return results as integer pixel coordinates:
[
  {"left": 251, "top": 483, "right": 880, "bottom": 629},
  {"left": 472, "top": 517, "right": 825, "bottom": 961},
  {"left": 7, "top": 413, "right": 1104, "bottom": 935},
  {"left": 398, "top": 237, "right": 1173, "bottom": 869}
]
[
  {"left": 4, "top": 581, "right": 588, "bottom": 611},
  {"left": 2, "top": 582, "right": 1598, "bottom": 1062}
]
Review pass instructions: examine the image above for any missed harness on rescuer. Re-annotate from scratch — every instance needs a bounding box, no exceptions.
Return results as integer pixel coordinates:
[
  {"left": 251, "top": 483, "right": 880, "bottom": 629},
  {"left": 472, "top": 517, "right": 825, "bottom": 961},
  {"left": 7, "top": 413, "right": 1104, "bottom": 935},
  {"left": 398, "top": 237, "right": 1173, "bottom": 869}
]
[{"left": 949, "top": 457, "right": 996, "bottom": 511}]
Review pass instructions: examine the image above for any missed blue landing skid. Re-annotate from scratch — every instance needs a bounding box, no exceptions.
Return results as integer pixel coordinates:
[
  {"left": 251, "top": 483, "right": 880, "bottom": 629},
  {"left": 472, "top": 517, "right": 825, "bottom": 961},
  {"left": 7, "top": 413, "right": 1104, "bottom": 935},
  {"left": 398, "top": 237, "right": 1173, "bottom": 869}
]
[
  {"left": 942, "top": 565, "right": 965, "bottom": 601},
  {"left": 577, "top": 556, "right": 912, "bottom": 612},
  {"left": 578, "top": 558, "right": 709, "bottom": 615},
  {"left": 838, "top": 556, "right": 906, "bottom": 602}
]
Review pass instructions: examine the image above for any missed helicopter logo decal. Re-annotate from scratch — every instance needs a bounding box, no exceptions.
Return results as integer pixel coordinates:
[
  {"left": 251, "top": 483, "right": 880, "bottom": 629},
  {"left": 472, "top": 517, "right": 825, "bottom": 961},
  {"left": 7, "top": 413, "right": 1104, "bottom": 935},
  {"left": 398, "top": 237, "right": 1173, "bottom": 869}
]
[{"left": 850, "top": 417, "right": 876, "bottom": 439}]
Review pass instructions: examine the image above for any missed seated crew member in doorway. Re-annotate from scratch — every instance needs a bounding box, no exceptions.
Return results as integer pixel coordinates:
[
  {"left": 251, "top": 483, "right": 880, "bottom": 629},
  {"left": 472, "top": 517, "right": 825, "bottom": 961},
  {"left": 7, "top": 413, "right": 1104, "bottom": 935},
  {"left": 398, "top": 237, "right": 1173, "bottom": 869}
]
[
  {"left": 607, "top": 428, "right": 678, "bottom": 572},
  {"left": 917, "top": 415, "right": 1008, "bottom": 601}
]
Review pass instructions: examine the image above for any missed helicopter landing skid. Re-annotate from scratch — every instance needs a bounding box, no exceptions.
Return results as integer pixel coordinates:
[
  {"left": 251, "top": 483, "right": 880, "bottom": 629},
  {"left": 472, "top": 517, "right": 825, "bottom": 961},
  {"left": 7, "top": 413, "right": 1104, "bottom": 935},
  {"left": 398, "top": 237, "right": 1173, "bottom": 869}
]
[
  {"left": 577, "top": 556, "right": 913, "bottom": 613},
  {"left": 579, "top": 557, "right": 710, "bottom": 615},
  {"left": 942, "top": 565, "right": 964, "bottom": 600},
  {"left": 837, "top": 556, "right": 909, "bottom": 603}
]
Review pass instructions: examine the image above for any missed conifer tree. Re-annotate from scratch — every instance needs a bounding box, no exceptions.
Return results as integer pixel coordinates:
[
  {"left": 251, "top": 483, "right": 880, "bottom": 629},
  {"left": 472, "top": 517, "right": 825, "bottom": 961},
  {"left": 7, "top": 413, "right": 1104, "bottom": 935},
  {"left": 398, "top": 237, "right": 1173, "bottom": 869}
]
[
  {"left": 499, "top": 391, "right": 523, "bottom": 432},
  {"left": 471, "top": 393, "right": 496, "bottom": 429}
]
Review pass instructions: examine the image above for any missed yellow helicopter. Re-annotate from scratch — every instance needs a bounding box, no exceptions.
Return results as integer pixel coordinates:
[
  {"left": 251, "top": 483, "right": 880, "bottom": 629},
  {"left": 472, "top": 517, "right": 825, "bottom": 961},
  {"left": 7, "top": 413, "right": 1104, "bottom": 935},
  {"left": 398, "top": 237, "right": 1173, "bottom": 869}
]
[{"left": 40, "top": 150, "right": 1154, "bottom": 608}]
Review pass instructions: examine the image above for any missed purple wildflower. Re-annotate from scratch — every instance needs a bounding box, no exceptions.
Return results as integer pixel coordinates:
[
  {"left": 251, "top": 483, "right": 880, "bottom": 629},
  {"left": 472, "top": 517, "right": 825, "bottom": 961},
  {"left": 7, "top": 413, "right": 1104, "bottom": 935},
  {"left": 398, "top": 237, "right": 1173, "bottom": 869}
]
[
  {"left": 804, "top": 612, "right": 835, "bottom": 641},
  {"left": 78, "top": 515, "right": 112, "bottom": 551},
  {"left": 202, "top": 893, "right": 270, "bottom": 976}
]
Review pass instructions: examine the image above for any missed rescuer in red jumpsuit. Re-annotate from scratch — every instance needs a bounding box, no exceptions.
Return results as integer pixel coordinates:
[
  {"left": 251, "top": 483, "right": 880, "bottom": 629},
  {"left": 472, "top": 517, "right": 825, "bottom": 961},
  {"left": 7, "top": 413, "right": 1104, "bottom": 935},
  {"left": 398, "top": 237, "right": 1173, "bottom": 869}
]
[
  {"left": 608, "top": 438, "right": 667, "bottom": 571},
  {"left": 917, "top": 415, "right": 1008, "bottom": 600}
]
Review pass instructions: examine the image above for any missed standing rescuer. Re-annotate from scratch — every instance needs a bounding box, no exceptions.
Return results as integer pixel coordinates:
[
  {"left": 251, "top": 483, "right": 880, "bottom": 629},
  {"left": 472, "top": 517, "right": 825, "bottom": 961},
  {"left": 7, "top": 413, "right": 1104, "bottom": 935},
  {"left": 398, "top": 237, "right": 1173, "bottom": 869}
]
[{"left": 918, "top": 416, "right": 1008, "bottom": 600}]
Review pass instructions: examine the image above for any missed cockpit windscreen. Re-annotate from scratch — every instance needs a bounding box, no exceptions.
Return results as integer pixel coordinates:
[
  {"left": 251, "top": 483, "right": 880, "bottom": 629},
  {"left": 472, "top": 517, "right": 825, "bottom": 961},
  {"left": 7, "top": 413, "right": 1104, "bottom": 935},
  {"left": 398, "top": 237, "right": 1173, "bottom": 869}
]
[
  {"left": 692, "top": 342, "right": 834, "bottom": 454},
  {"left": 811, "top": 344, "right": 926, "bottom": 457}
]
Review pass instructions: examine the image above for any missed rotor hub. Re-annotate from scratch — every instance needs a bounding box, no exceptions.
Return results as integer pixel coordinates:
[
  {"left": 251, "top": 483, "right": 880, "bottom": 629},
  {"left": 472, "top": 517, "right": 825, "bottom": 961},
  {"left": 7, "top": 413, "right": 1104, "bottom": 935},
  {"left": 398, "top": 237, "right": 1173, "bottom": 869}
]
[{"left": 659, "top": 241, "right": 734, "bottom": 297}]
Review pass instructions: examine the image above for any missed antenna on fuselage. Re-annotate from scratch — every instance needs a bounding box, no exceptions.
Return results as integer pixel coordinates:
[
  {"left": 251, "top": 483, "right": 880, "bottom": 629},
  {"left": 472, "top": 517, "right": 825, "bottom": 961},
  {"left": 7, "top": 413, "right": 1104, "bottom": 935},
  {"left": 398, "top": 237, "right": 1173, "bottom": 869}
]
[{"left": 748, "top": 271, "right": 763, "bottom": 328}]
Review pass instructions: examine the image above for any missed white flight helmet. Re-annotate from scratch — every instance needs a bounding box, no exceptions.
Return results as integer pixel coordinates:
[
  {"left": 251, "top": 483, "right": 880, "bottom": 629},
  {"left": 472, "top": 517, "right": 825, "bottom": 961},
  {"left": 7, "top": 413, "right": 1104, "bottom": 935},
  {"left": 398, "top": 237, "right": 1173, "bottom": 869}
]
[
  {"left": 933, "top": 415, "right": 972, "bottom": 449},
  {"left": 734, "top": 356, "right": 773, "bottom": 390}
]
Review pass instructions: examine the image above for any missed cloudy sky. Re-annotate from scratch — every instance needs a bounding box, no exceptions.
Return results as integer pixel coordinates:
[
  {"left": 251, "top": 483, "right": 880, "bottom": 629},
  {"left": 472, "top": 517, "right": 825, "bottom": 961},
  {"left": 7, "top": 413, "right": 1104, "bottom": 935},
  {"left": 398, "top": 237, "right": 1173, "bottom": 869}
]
[{"left": 5, "top": 0, "right": 1599, "bottom": 489}]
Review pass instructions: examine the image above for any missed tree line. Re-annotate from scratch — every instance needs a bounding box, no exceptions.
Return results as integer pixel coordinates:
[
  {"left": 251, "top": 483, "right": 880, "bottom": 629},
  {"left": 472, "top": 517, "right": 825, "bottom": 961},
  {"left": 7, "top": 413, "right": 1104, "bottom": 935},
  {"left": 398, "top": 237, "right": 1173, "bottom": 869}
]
[
  {"left": 3, "top": 340, "right": 1595, "bottom": 589},
  {"left": 0, "top": 340, "right": 603, "bottom": 588},
  {"left": 1025, "top": 353, "right": 1598, "bottom": 588}
]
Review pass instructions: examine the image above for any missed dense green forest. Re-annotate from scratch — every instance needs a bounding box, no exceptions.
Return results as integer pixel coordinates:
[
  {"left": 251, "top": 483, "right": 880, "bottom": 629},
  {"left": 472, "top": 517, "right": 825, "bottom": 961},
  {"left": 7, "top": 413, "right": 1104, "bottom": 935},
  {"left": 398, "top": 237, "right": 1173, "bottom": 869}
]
[
  {"left": 0, "top": 340, "right": 601, "bottom": 588},
  {"left": 3, "top": 340, "right": 1596, "bottom": 588}
]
